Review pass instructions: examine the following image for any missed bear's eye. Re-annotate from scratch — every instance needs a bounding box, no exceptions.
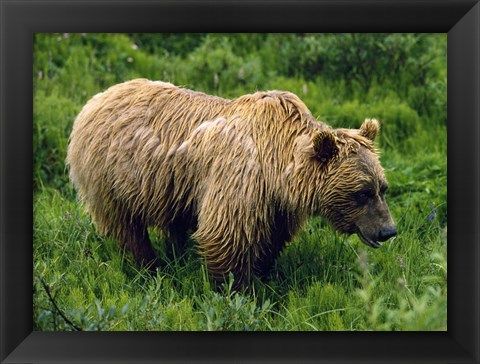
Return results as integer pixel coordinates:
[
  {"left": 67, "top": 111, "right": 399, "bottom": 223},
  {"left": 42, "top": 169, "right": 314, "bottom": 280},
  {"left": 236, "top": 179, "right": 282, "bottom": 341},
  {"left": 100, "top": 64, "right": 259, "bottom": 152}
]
[
  {"left": 380, "top": 183, "right": 388, "bottom": 195},
  {"left": 354, "top": 188, "right": 375, "bottom": 205}
]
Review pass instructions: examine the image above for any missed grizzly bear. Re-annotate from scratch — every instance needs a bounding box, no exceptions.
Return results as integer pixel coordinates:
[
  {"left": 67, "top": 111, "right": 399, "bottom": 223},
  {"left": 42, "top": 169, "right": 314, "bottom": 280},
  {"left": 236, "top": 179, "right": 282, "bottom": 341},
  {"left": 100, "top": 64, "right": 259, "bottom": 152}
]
[{"left": 67, "top": 79, "right": 396, "bottom": 287}]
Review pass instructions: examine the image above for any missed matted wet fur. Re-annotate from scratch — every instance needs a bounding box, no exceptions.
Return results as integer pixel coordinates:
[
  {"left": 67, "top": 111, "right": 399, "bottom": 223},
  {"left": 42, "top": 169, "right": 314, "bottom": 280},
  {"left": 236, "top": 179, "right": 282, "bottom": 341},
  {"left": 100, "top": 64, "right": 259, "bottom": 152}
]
[{"left": 67, "top": 79, "right": 395, "bottom": 288}]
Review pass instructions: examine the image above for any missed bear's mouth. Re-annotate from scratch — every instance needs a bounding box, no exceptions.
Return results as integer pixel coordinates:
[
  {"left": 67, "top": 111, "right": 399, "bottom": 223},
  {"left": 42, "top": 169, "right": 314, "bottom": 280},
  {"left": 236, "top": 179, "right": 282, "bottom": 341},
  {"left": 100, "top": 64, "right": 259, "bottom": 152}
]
[{"left": 357, "top": 230, "right": 381, "bottom": 249}]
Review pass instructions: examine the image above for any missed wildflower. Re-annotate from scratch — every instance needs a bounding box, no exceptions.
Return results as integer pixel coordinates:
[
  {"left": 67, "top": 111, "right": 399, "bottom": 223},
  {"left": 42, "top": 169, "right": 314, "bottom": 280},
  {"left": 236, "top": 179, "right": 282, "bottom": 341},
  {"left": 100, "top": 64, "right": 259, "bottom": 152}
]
[
  {"left": 131, "top": 44, "right": 138, "bottom": 50},
  {"left": 127, "top": 57, "right": 134, "bottom": 63},
  {"left": 357, "top": 250, "right": 369, "bottom": 274},
  {"left": 428, "top": 203, "right": 437, "bottom": 221}
]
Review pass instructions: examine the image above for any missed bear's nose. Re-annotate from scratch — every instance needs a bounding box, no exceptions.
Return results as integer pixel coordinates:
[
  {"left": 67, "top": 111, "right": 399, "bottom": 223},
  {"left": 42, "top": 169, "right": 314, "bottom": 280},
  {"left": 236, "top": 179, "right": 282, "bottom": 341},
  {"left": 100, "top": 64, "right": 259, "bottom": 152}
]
[{"left": 378, "top": 226, "right": 397, "bottom": 242}]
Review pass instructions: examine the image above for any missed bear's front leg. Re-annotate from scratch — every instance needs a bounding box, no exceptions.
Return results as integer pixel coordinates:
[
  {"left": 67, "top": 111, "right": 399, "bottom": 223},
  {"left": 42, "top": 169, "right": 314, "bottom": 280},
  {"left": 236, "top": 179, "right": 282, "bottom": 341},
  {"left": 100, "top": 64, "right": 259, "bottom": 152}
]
[
  {"left": 192, "top": 204, "right": 266, "bottom": 290},
  {"left": 193, "top": 230, "right": 253, "bottom": 289}
]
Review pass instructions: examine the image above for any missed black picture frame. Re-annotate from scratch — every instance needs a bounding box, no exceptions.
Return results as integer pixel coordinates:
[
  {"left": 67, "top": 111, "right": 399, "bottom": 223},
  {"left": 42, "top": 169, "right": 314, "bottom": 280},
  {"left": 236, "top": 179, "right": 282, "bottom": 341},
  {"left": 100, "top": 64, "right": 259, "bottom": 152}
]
[{"left": 1, "top": 0, "right": 479, "bottom": 363}]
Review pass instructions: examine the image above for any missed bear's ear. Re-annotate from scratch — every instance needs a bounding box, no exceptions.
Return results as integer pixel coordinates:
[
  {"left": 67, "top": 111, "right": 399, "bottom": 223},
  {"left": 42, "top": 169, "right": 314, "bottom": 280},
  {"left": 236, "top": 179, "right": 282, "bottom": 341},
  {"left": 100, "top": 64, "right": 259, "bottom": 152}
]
[
  {"left": 359, "top": 118, "right": 380, "bottom": 141},
  {"left": 311, "top": 129, "right": 339, "bottom": 162}
]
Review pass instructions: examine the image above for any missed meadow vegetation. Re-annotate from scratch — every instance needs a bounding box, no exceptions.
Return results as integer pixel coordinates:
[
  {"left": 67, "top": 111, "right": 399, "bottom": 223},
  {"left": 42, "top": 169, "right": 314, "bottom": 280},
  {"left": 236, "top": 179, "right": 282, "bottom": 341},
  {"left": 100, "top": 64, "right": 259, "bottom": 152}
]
[{"left": 33, "top": 33, "right": 447, "bottom": 331}]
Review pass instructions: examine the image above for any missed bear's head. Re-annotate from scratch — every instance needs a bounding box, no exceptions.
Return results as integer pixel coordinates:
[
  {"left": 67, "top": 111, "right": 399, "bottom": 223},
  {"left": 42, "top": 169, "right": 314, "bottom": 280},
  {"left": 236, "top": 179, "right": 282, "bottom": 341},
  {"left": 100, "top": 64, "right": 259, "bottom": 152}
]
[{"left": 306, "top": 119, "right": 396, "bottom": 248}]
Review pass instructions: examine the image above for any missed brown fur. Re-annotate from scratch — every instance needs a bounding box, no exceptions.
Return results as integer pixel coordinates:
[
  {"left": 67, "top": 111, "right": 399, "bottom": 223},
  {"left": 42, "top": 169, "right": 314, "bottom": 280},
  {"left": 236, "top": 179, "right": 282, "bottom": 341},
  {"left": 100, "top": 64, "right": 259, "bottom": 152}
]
[{"left": 67, "top": 79, "right": 395, "bottom": 287}]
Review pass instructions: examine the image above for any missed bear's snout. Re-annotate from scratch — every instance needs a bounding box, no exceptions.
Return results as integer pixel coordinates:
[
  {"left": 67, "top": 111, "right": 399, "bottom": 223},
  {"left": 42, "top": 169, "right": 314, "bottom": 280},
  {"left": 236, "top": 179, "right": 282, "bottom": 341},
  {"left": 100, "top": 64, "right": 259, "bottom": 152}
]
[
  {"left": 355, "top": 217, "right": 396, "bottom": 249},
  {"left": 377, "top": 226, "right": 397, "bottom": 242}
]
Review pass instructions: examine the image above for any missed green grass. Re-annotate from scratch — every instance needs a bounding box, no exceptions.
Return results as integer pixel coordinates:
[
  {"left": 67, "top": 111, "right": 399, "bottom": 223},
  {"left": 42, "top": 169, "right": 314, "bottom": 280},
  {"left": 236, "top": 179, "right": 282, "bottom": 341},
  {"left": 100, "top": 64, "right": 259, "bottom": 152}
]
[{"left": 33, "top": 33, "right": 447, "bottom": 331}]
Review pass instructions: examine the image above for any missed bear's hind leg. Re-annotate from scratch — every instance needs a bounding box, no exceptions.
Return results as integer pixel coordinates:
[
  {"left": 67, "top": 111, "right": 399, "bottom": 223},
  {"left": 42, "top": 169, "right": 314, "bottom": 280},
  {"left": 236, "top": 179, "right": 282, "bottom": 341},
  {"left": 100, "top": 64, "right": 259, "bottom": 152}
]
[
  {"left": 117, "top": 213, "right": 159, "bottom": 271},
  {"left": 165, "top": 227, "right": 187, "bottom": 260},
  {"left": 164, "top": 215, "right": 196, "bottom": 259}
]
